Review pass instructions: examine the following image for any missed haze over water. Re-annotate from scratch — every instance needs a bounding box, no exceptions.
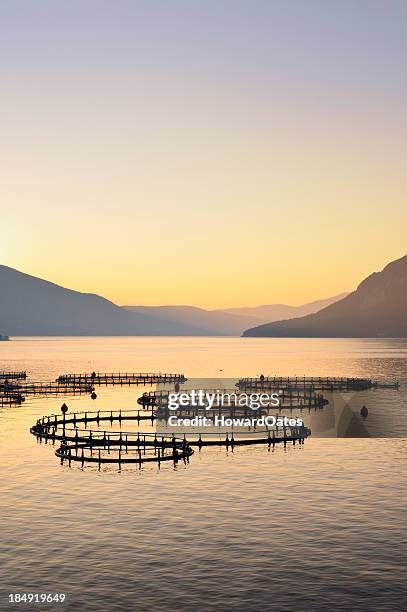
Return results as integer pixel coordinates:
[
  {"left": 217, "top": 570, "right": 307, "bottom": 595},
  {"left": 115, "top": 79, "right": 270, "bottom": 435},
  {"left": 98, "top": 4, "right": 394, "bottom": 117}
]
[{"left": 1, "top": 337, "right": 407, "bottom": 611}]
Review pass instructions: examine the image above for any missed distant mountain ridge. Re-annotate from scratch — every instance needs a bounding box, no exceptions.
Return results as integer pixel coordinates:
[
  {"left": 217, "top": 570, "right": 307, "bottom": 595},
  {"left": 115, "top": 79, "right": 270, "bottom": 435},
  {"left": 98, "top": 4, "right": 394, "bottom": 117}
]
[
  {"left": 123, "top": 295, "right": 347, "bottom": 336},
  {"left": 243, "top": 255, "right": 407, "bottom": 338},
  {"left": 218, "top": 295, "right": 348, "bottom": 321},
  {"left": 0, "top": 264, "right": 346, "bottom": 336}
]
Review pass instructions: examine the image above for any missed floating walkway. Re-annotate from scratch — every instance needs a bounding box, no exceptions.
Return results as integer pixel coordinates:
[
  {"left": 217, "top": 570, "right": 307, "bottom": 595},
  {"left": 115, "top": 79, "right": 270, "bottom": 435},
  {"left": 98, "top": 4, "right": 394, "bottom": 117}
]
[
  {"left": 0, "top": 371, "right": 27, "bottom": 380},
  {"left": 186, "top": 426, "right": 311, "bottom": 448},
  {"left": 238, "top": 376, "right": 399, "bottom": 392},
  {"left": 0, "top": 393, "right": 25, "bottom": 405},
  {"left": 0, "top": 382, "right": 94, "bottom": 396},
  {"left": 57, "top": 372, "right": 186, "bottom": 386}
]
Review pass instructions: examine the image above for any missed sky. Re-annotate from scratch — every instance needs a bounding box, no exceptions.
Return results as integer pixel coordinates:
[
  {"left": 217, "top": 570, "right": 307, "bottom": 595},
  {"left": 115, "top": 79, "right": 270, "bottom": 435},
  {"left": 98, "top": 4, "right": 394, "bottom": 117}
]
[{"left": 1, "top": 0, "right": 406, "bottom": 308}]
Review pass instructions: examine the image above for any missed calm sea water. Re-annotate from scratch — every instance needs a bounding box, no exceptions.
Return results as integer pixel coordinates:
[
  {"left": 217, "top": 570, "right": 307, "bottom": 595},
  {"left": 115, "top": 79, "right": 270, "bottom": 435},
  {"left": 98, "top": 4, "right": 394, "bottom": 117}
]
[{"left": 1, "top": 337, "right": 407, "bottom": 612}]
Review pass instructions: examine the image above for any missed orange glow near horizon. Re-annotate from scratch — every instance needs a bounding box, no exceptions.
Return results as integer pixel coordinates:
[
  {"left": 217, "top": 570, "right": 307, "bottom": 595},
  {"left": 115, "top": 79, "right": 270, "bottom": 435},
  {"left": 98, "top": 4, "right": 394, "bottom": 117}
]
[{"left": 2, "top": 2, "right": 407, "bottom": 308}]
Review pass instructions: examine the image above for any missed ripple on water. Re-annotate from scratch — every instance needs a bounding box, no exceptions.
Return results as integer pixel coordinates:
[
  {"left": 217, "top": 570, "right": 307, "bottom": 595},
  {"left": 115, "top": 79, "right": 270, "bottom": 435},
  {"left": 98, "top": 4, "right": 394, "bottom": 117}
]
[{"left": 1, "top": 338, "right": 407, "bottom": 611}]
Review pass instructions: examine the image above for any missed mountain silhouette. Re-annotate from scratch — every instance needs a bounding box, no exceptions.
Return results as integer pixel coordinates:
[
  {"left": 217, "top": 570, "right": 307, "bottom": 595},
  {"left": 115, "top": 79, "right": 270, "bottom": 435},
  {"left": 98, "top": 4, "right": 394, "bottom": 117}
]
[
  {"left": 243, "top": 255, "right": 407, "bottom": 337},
  {"left": 0, "top": 265, "right": 344, "bottom": 336},
  {"left": 218, "top": 295, "right": 347, "bottom": 322},
  {"left": 123, "top": 295, "right": 346, "bottom": 336},
  {"left": 0, "top": 265, "right": 215, "bottom": 336}
]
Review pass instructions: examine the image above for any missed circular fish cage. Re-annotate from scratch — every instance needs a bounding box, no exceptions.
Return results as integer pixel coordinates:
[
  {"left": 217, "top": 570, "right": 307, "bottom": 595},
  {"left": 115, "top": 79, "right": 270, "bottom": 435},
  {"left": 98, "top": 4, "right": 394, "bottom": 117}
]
[
  {"left": 237, "top": 376, "right": 399, "bottom": 392},
  {"left": 30, "top": 406, "right": 311, "bottom": 469},
  {"left": 56, "top": 372, "right": 186, "bottom": 386},
  {"left": 143, "top": 388, "right": 328, "bottom": 413},
  {"left": 55, "top": 432, "right": 193, "bottom": 466}
]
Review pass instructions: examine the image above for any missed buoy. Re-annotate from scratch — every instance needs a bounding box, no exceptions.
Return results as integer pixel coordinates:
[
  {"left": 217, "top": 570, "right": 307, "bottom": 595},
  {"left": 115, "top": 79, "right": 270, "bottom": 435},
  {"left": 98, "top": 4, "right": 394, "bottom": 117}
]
[
  {"left": 360, "top": 405, "right": 368, "bottom": 418},
  {"left": 91, "top": 391, "right": 97, "bottom": 400}
]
